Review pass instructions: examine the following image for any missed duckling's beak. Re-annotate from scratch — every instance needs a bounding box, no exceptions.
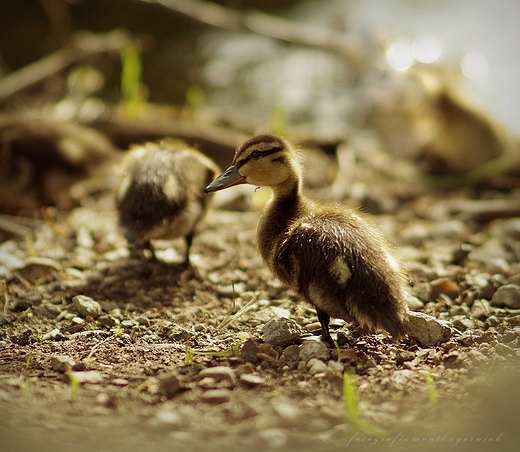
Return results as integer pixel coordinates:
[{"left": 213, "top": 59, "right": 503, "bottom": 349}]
[{"left": 204, "top": 164, "right": 246, "bottom": 193}]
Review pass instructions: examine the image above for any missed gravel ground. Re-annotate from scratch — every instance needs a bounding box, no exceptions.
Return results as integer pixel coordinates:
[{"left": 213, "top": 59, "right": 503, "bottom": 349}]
[{"left": 1, "top": 174, "right": 520, "bottom": 452}]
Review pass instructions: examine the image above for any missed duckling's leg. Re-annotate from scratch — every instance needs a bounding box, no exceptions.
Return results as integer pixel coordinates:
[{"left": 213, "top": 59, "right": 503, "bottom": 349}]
[
  {"left": 183, "top": 232, "right": 194, "bottom": 267},
  {"left": 316, "top": 308, "right": 334, "bottom": 345},
  {"left": 142, "top": 240, "right": 160, "bottom": 261},
  {"left": 182, "top": 233, "right": 204, "bottom": 279}
]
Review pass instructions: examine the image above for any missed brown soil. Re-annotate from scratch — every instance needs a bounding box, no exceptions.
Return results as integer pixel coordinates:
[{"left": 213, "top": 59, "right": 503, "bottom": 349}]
[{"left": 1, "top": 186, "right": 520, "bottom": 452}]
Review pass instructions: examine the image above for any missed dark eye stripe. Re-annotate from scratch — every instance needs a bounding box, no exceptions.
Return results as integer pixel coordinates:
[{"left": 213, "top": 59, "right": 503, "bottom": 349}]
[{"left": 237, "top": 146, "right": 284, "bottom": 168}]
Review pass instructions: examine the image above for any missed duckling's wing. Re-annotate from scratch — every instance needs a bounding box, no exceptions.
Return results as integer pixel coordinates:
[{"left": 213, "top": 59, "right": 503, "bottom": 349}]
[{"left": 276, "top": 211, "right": 407, "bottom": 336}]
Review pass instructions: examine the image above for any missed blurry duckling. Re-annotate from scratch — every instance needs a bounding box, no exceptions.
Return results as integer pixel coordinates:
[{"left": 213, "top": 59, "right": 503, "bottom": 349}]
[
  {"left": 0, "top": 114, "right": 118, "bottom": 212},
  {"left": 205, "top": 134, "right": 410, "bottom": 344},
  {"left": 116, "top": 139, "right": 219, "bottom": 265}
]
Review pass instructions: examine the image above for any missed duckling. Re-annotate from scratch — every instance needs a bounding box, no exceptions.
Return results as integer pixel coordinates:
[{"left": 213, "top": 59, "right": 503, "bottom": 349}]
[
  {"left": 205, "top": 134, "right": 410, "bottom": 344},
  {"left": 0, "top": 114, "right": 119, "bottom": 212},
  {"left": 116, "top": 139, "right": 220, "bottom": 265}
]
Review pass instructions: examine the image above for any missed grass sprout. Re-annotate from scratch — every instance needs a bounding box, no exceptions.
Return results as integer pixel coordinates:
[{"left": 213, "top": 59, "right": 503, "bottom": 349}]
[
  {"left": 120, "top": 43, "right": 146, "bottom": 119},
  {"left": 424, "top": 371, "right": 438, "bottom": 406},
  {"left": 270, "top": 105, "right": 287, "bottom": 135},
  {"left": 343, "top": 372, "right": 386, "bottom": 437},
  {"left": 25, "top": 354, "right": 33, "bottom": 370},
  {"left": 69, "top": 373, "right": 81, "bottom": 397},
  {"left": 185, "top": 335, "right": 249, "bottom": 364},
  {"left": 185, "top": 85, "right": 205, "bottom": 121}
]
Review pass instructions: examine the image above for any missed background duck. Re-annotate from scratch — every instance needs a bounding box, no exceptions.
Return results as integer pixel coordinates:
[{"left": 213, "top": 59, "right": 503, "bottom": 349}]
[
  {"left": 116, "top": 139, "right": 220, "bottom": 265},
  {"left": 205, "top": 134, "right": 410, "bottom": 344}
]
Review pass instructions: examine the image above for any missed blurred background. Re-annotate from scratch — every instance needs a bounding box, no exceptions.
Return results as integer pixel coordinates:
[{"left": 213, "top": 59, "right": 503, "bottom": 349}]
[
  {"left": 1, "top": 0, "right": 519, "bottom": 133},
  {"left": 1, "top": 0, "right": 519, "bottom": 215}
]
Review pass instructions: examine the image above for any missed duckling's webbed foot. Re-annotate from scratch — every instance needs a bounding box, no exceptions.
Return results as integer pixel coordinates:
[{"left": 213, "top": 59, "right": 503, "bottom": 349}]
[{"left": 317, "top": 308, "right": 334, "bottom": 345}]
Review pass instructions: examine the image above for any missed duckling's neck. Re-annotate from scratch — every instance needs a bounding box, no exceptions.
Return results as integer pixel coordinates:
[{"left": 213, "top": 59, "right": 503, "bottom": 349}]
[{"left": 257, "top": 177, "right": 306, "bottom": 262}]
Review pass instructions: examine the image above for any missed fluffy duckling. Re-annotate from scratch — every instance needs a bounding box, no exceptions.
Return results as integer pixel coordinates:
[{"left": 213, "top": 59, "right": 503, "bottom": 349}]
[
  {"left": 116, "top": 139, "right": 219, "bottom": 265},
  {"left": 205, "top": 134, "right": 409, "bottom": 344},
  {"left": 0, "top": 114, "right": 118, "bottom": 211}
]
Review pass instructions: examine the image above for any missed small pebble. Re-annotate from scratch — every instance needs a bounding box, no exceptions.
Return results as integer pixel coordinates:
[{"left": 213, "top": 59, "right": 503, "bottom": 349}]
[
  {"left": 121, "top": 319, "right": 139, "bottom": 329},
  {"left": 72, "top": 295, "right": 102, "bottom": 319},
  {"left": 475, "top": 331, "right": 496, "bottom": 344},
  {"left": 299, "top": 340, "right": 330, "bottom": 362},
  {"left": 430, "top": 278, "right": 459, "bottom": 299},
  {"left": 201, "top": 389, "right": 231, "bottom": 404},
  {"left": 42, "top": 328, "right": 63, "bottom": 341},
  {"left": 97, "top": 315, "right": 118, "bottom": 327},
  {"left": 489, "top": 217, "right": 520, "bottom": 239},
  {"left": 506, "top": 273, "right": 520, "bottom": 286},
  {"left": 327, "top": 360, "right": 344, "bottom": 374},
  {"left": 304, "top": 322, "right": 322, "bottom": 333},
  {"left": 307, "top": 358, "right": 327, "bottom": 375},
  {"left": 271, "top": 399, "right": 300, "bottom": 421},
  {"left": 406, "top": 295, "right": 425, "bottom": 310},
  {"left": 11, "top": 300, "right": 32, "bottom": 312},
  {"left": 486, "top": 315, "right": 500, "bottom": 328},
  {"left": 262, "top": 317, "right": 301, "bottom": 347},
  {"left": 336, "top": 330, "right": 351, "bottom": 347},
  {"left": 257, "top": 428, "right": 288, "bottom": 448},
  {"left": 198, "top": 377, "right": 216, "bottom": 389},
  {"left": 241, "top": 338, "right": 261, "bottom": 363},
  {"left": 467, "top": 349, "right": 487, "bottom": 364},
  {"left": 148, "top": 409, "right": 184, "bottom": 430},
  {"left": 459, "top": 333, "right": 476, "bottom": 346},
  {"left": 193, "top": 323, "right": 206, "bottom": 332},
  {"left": 338, "top": 348, "right": 357, "bottom": 361},
  {"left": 452, "top": 317, "right": 476, "bottom": 331},
  {"left": 239, "top": 374, "right": 266, "bottom": 386},
  {"left": 494, "top": 343, "right": 516, "bottom": 357},
  {"left": 405, "top": 311, "right": 452, "bottom": 346},
  {"left": 50, "top": 356, "right": 76, "bottom": 373},
  {"left": 365, "top": 359, "right": 377, "bottom": 369},
  {"left": 34, "top": 302, "right": 61, "bottom": 319},
  {"left": 66, "top": 370, "right": 104, "bottom": 384},
  {"left": 166, "top": 324, "right": 192, "bottom": 341},
  {"left": 199, "top": 366, "right": 236, "bottom": 385},
  {"left": 157, "top": 372, "right": 181, "bottom": 397},
  {"left": 491, "top": 284, "right": 520, "bottom": 309},
  {"left": 281, "top": 344, "right": 300, "bottom": 364},
  {"left": 500, "top": 330, "right": 518, "bottom": 343}
]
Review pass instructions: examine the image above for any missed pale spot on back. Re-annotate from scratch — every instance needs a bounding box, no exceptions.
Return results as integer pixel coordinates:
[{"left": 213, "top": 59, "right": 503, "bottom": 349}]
[
  {"left": 329, "top": 256, "right": 351, "bottom": 285},
  {"left": 163, "top": 175, "right": 180, "bottom": 200}
]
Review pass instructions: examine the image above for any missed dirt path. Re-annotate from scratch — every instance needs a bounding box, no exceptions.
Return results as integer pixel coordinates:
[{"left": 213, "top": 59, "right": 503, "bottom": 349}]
[{"left": 1, "top": 190, "right": 520, "bottom": 452}]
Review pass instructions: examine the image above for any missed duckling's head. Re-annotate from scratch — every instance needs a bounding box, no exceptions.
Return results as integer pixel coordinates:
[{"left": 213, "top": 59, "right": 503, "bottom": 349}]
[{"left": 204, "top": 134, "right": 302, "bottom": 194}]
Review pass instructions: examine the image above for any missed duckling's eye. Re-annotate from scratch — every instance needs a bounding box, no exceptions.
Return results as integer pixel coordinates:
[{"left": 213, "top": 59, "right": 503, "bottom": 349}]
[{"left": 250, "top": 150, "right": 262, "bottom": 159}]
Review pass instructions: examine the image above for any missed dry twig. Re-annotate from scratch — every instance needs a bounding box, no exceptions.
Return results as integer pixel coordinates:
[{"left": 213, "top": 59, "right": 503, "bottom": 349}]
[
  {"left": 142, "top": 0, "right": 364, "bottom": 65},
  {"left": 217, "top": 291, "right": 262, "bottom": 330},
  {"left": 0, "top": 30, "right": 134, "bottom": 102}
]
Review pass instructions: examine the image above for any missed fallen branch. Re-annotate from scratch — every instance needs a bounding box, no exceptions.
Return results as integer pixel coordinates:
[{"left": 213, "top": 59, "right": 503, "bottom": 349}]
[
  {"left": 142, "top": 0, "right": 364, "bottom": 65},
  {"left": 0, "top": 214, "right": 41, "bottom": 236},
  {"left": 93, "top": 119, "right": 246, "bottom": 167},
  {"left": 0, "top": 30, "right": 134, "bottom": 103}
]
